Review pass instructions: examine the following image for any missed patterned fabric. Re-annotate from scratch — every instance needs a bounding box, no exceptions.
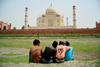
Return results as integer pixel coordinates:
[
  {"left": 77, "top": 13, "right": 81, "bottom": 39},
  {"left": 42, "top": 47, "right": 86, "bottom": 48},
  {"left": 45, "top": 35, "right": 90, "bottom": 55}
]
[{"left": 56, "top": 45, "right": 70, "bottom": 59}]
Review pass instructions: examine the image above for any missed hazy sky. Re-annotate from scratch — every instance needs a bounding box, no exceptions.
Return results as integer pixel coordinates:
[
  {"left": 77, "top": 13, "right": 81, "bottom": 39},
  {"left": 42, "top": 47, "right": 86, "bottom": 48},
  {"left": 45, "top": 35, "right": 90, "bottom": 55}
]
[{"left": 0, "top": 0, "right": 100, "bottom": 29}]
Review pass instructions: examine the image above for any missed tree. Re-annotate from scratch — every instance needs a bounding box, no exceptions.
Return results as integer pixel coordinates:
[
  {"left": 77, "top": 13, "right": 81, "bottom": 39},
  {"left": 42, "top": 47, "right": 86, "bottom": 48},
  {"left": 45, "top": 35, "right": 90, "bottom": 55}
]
[
  {"left": 21, "top": 26, "right": 24, "bottom": 29},
  {"left": 87, "top": 27, "right": 89, "bottom": 29},
  {"left": 21, "top": 24, "right": 30, "bottom": 29},
  {"left": 13, "top": 27, "right": 16, "bottom": 30},
  {"left": 28, "top": 24, "right": 30, "bottom": 27}
]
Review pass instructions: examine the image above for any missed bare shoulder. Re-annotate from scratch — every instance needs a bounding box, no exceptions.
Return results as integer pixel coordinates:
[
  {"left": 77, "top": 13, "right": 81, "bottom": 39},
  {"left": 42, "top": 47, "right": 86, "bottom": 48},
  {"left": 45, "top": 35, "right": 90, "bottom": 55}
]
[
  {"left": 65, "top": 46, "right": 71, "bottom": 50},
  {"left": 38, "top": 46, "right": 42, "bottom": 49},
  {"left": 31, "top": 46, "right": 34, "bottom": 48},
  {"left": 30, "top": 46, "right": 34, "bottom": 49}
]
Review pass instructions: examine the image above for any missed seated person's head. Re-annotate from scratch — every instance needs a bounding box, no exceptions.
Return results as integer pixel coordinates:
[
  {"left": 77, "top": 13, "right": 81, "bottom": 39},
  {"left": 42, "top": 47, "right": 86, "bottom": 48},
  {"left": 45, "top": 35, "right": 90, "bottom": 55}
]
[
  {"left": 52, "top": 41, "right": 58, "bottom": 48},
  {"left": 65, "top": 41, "right": 70, "bottom": 46},
  {"left": 59, "top": 40, "right": 65, "bottom": 45},
  {"left": 33, "top": 39, "right": 40, "bottom": 46}
]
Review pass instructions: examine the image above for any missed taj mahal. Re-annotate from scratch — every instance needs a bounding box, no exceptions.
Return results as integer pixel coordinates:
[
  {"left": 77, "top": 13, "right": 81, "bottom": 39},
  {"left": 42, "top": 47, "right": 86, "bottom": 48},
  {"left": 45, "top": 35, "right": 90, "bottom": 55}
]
[{"left": 24, "top": 4, "right": 76, "bottom": 29}]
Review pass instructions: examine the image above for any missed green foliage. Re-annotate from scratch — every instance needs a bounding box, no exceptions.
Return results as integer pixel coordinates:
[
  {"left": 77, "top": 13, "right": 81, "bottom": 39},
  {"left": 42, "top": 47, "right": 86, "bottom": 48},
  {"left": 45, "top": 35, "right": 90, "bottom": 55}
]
[
  {"left": 21, "top": 26, "right": 24, "bottom": 29},
  {"left": 28, "top": 24, "right": 30, "bottom": 27},
  {"left": 0, "top": 34, "right": 100, "bottom": 38},
  {"left": 13, "top": 27, "right": 16, "bottom": 30},
  {"left": 71, "top": 31, "right": 74, "bottom": 33},
  {"left": 87, "top": 27, "right": 89, "bottom": 29},
  {"left": 21, "top": 24, "right": 29, "bottom": 29},
  {"left": 93, "top": 34, "right": 100, "bottom": 38}
]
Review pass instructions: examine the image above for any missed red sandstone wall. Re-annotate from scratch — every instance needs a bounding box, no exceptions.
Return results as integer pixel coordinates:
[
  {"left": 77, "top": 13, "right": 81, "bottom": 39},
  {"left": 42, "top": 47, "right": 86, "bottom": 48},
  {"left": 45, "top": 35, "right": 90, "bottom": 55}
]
[
  {"left": 0, "top": 29, "right": 100, "bottom": 34},
  {"left": 96, "top": 23, "right": 100, "bottom": 29},
  {"left": 96, "top": 22, "right": 100, "bottom": 29}
]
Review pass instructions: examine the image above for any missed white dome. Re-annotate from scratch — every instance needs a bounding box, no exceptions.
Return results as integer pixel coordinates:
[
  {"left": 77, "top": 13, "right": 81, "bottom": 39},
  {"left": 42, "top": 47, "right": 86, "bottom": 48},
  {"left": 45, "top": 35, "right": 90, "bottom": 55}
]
[
  {"left": 46, "top": 6, "right": 57, "bottom": 15},
  {"left": 56, "top": 13, "right": 60, "bottom": 16},
  {"left": 42, "top": 14, "right": 45, "bottom": 17}
]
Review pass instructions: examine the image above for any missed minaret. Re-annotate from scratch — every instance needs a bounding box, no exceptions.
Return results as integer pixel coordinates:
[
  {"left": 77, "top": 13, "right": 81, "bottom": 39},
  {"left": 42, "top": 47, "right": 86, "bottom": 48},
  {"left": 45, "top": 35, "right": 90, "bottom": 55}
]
[
  {"left": 24, "top": 7, "right": 28, "bottom": 29},
  {"left": 73, "top": 5, "right": 76, "bottom": 28},
  {"left": 66, "top": 17, "right": 68, "bottom": 26},
  {"left": 51, "top": 3, "right": 52, "bottom": 6}
]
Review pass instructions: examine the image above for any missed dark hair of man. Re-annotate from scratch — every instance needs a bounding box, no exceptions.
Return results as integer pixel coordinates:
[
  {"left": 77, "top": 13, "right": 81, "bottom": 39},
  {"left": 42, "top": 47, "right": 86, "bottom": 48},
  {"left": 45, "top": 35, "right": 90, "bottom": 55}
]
[
  {"left": 59, "top": 42, "right": 62, "bottom": 45},
  {"left": 66, "top": 41, "right": 70, "bottom": 46},
  {"left": 59, "top": 41, "right": 64, "bottom": 45},
  {"left": 33, "top": 39, "right": 40, "bottom": 45},
  {"left": 52, "top": 41, "right": 58, "bottom": 48}
]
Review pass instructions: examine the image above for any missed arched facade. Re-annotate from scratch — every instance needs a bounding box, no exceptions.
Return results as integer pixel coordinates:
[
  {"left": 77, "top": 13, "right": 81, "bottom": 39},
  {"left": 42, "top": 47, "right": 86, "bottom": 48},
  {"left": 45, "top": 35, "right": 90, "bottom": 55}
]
[
  {"left": 48, "top": 19, "right": 53, "bottom": 26},
  {"left": 0, "top": 19, "right": 11, "bottom": 30},
  {"left": 3, "top": 26, "right": 6, "bottom": 30}
]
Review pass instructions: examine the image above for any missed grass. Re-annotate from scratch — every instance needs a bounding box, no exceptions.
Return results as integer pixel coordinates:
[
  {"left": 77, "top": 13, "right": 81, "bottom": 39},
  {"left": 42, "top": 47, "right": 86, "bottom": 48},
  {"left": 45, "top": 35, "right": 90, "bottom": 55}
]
[
  {"left": 0, "top": 34, "right": 100, "bottom": 38},
  {"left": 0, "top": 38, "right": 100, "bottom": 52},
  {"left": 0, "top": 40, "right": 32, "bottom": 49},
  {"left": 0, "top": 56, "right": 28, "bottom": 63},
  {"left": 75, "top": 59, "right": 90, "bottom": 61},
  {"left": 2, "top": 53, "right": 21, "bottom": 56},
  {"left": 71, "top": 41, "right": 100, "bottom": 52},
  {"left": 94, "top": 59, "right": 100, "bottom": 67},
  {"left": 0, "top": 37, "right": 100, "bottom": 66}
]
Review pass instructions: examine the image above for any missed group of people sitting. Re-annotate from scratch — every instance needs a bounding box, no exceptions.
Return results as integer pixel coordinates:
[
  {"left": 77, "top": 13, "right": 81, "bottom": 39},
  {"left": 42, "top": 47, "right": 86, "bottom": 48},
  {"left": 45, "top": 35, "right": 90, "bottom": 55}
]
[{"left": 29, "top": 39, "right": 73, "bottom": 64}]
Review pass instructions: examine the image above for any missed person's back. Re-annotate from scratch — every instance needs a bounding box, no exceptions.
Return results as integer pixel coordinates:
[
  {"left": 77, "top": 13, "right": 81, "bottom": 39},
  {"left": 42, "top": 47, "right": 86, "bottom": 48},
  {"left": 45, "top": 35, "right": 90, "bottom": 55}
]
[
  {"left": 42, "top": 46, "right": 56, "bottom": 61},
  {"left": 29, "top": 39, "right": 43, "bottom": 62},
  {"left": 55, "top": 40, "right": 71, "bottom": 63},
  {"left": 64, "top": 41, "right": 73, "bottom": 61},
  {"left": 42, "top": 41, "right": 58, "bottom": 64},
  {"left": 56, "top": 45, "right": 66, "bottom": 59},
  {"left": 30, "top": 46, "right": 42, "bottom": 62}
]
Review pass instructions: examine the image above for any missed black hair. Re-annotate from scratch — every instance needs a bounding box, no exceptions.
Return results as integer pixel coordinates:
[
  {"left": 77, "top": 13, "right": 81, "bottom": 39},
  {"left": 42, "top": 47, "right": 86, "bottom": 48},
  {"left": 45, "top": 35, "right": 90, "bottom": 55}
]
[
  {"left": 33, "top": 39, "right": 40, "bottom": 45},
  {"left": 59, "top": 42, "right": 62, "bottom": 45},
  {"left": 65, "top": 41, "right": 70, "bottom": 46},
  {"left": 52, "top": 41, "right": 58, "bottom": 48},
  {"left": 59, "top": 41, "right": 65, "bottom": 45}
]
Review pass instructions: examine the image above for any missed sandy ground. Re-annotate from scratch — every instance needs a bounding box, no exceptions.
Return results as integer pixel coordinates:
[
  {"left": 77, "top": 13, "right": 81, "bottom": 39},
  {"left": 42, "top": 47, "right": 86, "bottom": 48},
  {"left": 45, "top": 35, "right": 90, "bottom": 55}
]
[
  {"left": 0, "top": 47, "right": 99, "bottom": 67},
  {"left": 0, "top": 60, "right": 96, "bottom": 67},
  {"left": 0, "top": 47, "right": 29, "bottom": 57}
]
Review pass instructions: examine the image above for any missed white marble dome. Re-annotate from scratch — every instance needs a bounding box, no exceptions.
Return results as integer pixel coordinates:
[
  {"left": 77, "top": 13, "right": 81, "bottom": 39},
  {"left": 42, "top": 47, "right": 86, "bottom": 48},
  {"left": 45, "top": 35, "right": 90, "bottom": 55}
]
[
  {"left": 46, "top": 6, "right": 57, "bottom": 15},
  {"left": 42, "top": 14, "right": 45, "bottom": 17},
  {"left": 56, "top": 13, "right": 60, "bottom": 16}
]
